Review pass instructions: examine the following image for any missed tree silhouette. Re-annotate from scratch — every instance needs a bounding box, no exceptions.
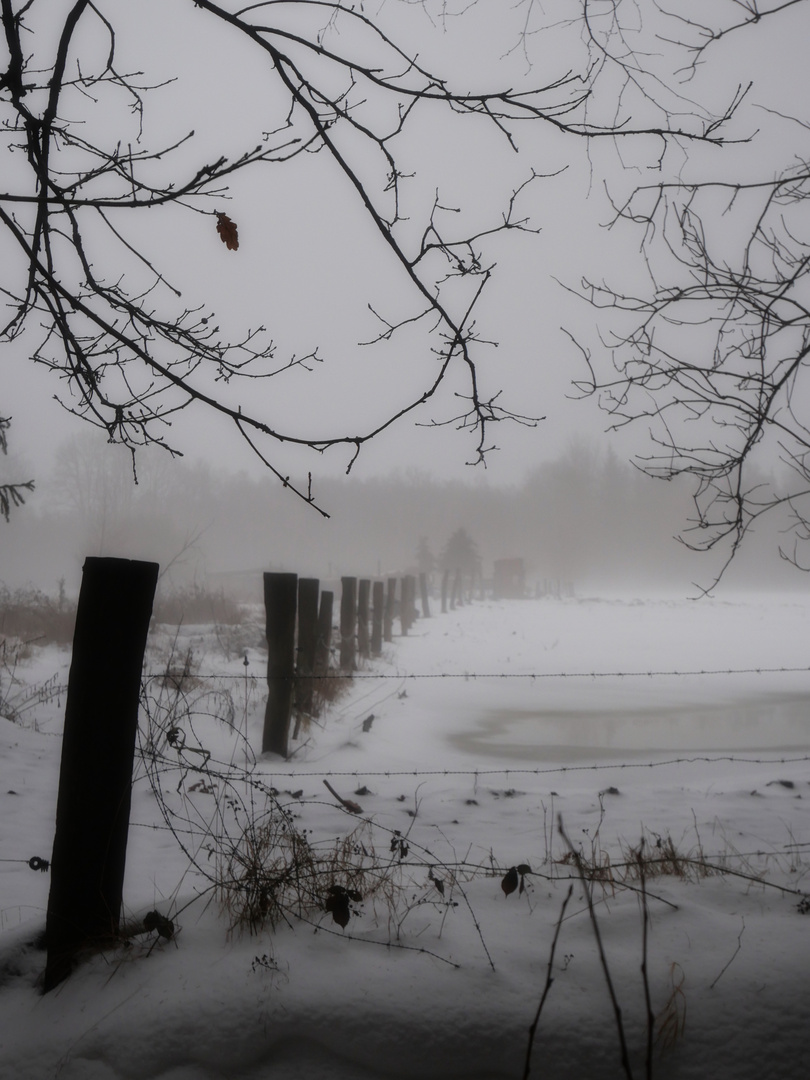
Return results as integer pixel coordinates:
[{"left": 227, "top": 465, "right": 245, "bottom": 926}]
[
  {"left": 571, "top": 1, "right": 810, "bottom": 587},
  {"left": 0, "top": 415, "right": 34, "bottom": 521},
  {"left": 440, "top": 527, "right": 480, "bottom": 577},
  {"left": 0, "top": 0, "right": 744, "bottom": 516}
]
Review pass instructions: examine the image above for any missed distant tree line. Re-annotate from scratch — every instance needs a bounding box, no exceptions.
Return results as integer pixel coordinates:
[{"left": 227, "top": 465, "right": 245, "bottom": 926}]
[{"left": 2, "top": 433, "right": 803, "bottom": 595}]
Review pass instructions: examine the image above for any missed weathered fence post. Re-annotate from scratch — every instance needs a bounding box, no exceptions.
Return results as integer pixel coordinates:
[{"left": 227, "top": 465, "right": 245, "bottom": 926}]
[
  {"left": 44, "top": 556, "right": 158, "bottom": 993},
  {"left": 313, "top": 589, "right": 333, "bottom": 717},
  {"left": 399, "top": 575, "right": 410, "bottom": 635},
  {"left": 315, "top": 589, "right": 333, "bottom": 677},
  {"left": 357, "top": 578, "right": 371, "bottom": 660},
  {"left": 419, "top": 572, "right": 431, "bottom": 619},
  {"left": 406, "top": 573, "right": 420, "bottom": 631},
  {"left": 339, "top": 576, "right": 357, "bottom": 671},
  {"left": 384, "top": 577, "right": 396, "bottom": 643},
  {"left": 263, "top": 572, "right": 298, "bottom": 757},
  {"left": 293, "top": 577, "right": 319, "bottom": 735},
  {"left": 371, "top": 580, "right": 384, "bottom": 656}
]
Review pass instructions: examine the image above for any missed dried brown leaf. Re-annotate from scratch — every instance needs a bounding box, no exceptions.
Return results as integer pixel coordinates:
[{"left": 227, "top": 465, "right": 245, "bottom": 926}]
[{"left": 215, "top": 212, "right": 239, "bottom": 251}]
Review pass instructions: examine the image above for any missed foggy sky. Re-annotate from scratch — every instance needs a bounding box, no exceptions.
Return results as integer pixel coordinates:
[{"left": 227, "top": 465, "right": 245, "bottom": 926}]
[{"left": 2, "top": 1, "right": 808, "bottom": 581}]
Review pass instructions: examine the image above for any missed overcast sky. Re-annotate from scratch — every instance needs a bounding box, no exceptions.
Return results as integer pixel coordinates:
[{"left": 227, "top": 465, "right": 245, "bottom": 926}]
[{"left": 2, "top": 0, "right": 806, "bottom": 492}]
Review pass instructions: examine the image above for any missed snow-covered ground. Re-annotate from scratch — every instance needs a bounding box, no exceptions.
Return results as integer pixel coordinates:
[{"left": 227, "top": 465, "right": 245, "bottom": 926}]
[{"left": 2, "top": 591, "right": 810, "bottom": 1079}]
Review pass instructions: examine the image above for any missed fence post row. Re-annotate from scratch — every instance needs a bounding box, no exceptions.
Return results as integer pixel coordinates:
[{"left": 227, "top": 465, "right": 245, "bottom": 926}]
[
  {"left": 292, "top": 577, "right": 319, "bottom": 739},
  {"left": 339, "top": 576, "right": 357, "bottom": 671},
  {"left": 44, "top": 556, "right": 158, "bottom": 993},
  {"left": 315, "top": 588, "right": 333, "bottom": 684},
  {"left": 357, "top": 578, "right": 371, "bottom": 660},
  {"left": 371, "top": 580, "right": 384, "bottom": 656},
  {"left": 295, "top": 578, "right": 319, "bottom": 715},
  {"left": 384, "top": 577, "right": 396, "bottom": 643},
  {"left": 262, "top": 572, "right": 298, "bottom": 758},
  {"left": 42, "top": 551, "right": 485, "bottom": 990}
]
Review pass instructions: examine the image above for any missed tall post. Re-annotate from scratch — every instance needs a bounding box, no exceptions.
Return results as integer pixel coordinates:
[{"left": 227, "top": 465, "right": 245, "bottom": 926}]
[
  {"left": 339, "top": 576, "right": 357, "bottom": 671},
  {"left": 402, "top": 574, "right": 416, "bottom": 634},
  {"left": 357, "top": 578, "right": 371, "bottom": 660},
  {"left": 263, "top": 572, "right": 298, "bottom": 757},
  {"left": 294, "top": 577, "right": 319, "bottom": 728},
  {"left": 313, "top": 589, "right": 334, "bottom": 718},
  {"left": 384, "top": 577, "right": 396, "bottom": 643},
  {"left": 314, "top": 589, "right": 333, "bottom": 677},
  {"left": 371, "top": 580, "right": 384, "bottom": 656},
  {"left": 44, "top": 556, "right": 158, "bottom": 993}
]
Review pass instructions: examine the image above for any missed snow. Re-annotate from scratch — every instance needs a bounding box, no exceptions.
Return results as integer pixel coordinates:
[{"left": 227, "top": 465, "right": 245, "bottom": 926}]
[{"left": 2, "top": 592, "right": 810, "bottom": 1079}]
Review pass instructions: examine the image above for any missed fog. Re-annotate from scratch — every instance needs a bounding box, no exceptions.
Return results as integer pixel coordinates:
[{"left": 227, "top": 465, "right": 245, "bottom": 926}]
[
  {"left": 3, "top": 2, "right": 809, "bottom": 600},
  {"left": 2, "top": 430, "right": 805, "bottom": 599}
]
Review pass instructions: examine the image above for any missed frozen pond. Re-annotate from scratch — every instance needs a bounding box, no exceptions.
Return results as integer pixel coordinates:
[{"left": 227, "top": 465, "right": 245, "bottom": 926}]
[{"left": 449, "top": 690, "right": 810, "bottom": 760}]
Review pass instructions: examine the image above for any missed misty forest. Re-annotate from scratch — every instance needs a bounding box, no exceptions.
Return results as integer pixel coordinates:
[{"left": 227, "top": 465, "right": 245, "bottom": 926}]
[{"left": 3, "top": 432, "right": 808, "bottom": 601}]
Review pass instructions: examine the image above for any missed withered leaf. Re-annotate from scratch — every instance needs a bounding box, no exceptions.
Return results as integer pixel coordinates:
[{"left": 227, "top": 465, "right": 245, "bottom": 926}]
[
  {"left": 325, "top": 886, "right": 351, "bottom": 928},
  {"left": 215, "top": 212, "right": 239, "bottom": 251},
  {"left": 501, "top": 867, "right": 519, "bottom": 896}
]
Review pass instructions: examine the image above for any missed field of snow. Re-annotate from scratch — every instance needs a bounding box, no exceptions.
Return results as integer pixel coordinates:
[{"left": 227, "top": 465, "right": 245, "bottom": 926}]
[{"left": 2, "top": 591, "right": 810, "bottom": 1079}]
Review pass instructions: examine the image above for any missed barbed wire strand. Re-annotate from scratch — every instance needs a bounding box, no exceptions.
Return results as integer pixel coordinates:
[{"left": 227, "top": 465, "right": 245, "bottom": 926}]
[{"left": 142, "top": 664, "right": 810, "bottom": 682}]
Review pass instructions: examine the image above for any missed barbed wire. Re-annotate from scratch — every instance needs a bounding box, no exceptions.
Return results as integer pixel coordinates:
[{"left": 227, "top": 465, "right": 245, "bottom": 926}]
[
  {"left": 141, "top": 664, "right": 810, "bottom": 682},
  {"left": 260, "top": 754, "right": 810, "bottom": 779}
]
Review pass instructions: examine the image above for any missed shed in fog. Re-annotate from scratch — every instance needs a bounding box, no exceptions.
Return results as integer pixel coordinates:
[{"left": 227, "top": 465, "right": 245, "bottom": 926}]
[{"left": 492, "top": 557, "right": 525, "bottom": 599}]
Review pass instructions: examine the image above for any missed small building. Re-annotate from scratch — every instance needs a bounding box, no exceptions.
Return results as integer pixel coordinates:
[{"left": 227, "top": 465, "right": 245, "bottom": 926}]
[{"left": 493, "top": 557, "right": 525, "bottom": 599}]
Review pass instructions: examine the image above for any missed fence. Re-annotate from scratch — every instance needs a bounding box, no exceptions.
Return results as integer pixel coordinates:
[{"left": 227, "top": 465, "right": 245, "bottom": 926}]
[{"left": 7, "top": 559, "right": 810, "bottom": 992}]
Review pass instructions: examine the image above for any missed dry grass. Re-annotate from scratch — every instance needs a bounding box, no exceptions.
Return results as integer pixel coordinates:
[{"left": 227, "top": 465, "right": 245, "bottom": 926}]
[
  {"left": 152, "top": 582, "right": 245, "bottom": 627},
  {"left": 215, "top": 815, "right": 394, "bottom": 935},
  {"left": 0, "top": 581, "right": 75, "bottom": 644},
  {"left": 0, "top": 640, "right": 66, "bottom": 727}
]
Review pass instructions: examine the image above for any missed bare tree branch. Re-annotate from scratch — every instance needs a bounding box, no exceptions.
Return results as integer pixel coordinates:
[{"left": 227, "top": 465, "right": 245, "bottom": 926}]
[{"left": 1, "top": 0, "right": 744, "bottom": 512}]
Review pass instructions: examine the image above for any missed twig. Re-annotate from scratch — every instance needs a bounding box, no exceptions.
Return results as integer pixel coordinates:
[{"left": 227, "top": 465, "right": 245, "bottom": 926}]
[
  {"left": 523, "top": 883, "right": 573, "bottom": 1080},
  {"left": 322, "top": 778, "right": 363, "bottom": 814},
  {"left": 637, "top": 841, "right": 654, "bottom": 1080},
  {"left": 559, "top": 816, "right": 635, "bottom": 1080},
  {"left": 709, "top": 917, "right": 745, "bottom": 990}
]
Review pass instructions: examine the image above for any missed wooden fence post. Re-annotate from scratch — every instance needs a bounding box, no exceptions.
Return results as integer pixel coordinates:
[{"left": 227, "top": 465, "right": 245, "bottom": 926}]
[
  {"left": 399, "top": 575, "right": 409, "bottom": 635},
  {"left": 44, "top": 556, "right": 158, "bottom": 993},
  {"left": 315, "top": 589, "right": 333, "bottom": 677},
  {"left": 313, "top": 589, "right": 333, "bottom": 717},
  {"left": 263, "top": 572, "right": 298, "bottom": 757},
  {"left": 357, "top": 578, "right": 371, "bottom": 659},
  {"left": 408, "top": 574, "right": 420, "bottom": 631},
  {"left": 293, "top": 577, "right": 319, "bottom": 734},
  {"left": 371, "top": 580, "right": 384, "bottom": 656},
  {"left": 339, "top": 576, "right": 357, "bottom": 671},
  {"left": 384, "top": 577, "right": 396, "bottom": 642}
]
